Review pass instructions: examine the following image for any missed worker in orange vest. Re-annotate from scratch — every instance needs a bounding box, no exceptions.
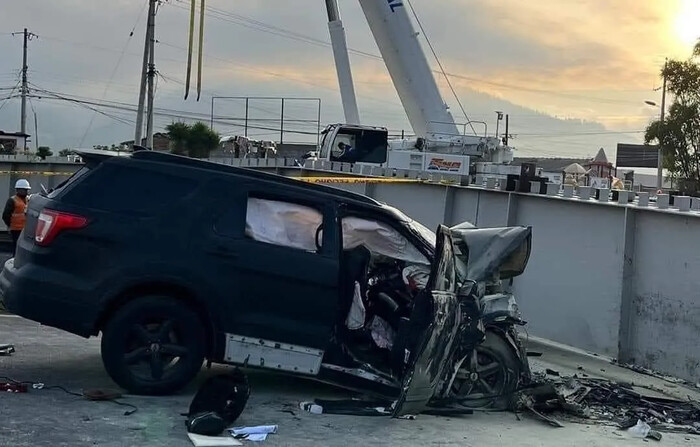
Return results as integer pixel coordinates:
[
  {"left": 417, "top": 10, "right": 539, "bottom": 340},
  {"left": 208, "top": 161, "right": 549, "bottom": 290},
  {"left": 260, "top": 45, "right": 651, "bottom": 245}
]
[{"left": 2, "top": 179, "right": 31, "bottom": 256}]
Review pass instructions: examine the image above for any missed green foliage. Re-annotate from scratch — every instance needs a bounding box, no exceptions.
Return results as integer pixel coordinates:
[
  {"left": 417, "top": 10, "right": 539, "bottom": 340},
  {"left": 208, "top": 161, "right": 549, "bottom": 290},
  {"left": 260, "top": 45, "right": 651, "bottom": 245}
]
[
  {"left": 165, "top": 121, "right": 220, "bottom": 159},
  {"left": 645, "top": 45, "right": 700, "bottom": 194},
  {"left": 36, "top": 146, "right": 53, "bottom": 160}
]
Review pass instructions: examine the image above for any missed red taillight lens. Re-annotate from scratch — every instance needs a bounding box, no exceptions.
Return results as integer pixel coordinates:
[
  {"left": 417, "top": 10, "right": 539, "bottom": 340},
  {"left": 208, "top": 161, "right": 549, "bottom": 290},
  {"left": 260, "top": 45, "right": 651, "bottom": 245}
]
[{"left": 35, "top": 209, "right": 88, "bottom": 246}]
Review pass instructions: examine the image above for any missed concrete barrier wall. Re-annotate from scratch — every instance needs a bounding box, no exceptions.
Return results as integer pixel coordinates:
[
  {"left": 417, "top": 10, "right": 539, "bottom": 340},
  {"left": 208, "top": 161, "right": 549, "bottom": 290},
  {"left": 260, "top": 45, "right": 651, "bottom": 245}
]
[
  {"left": 631, "top": 212, "right": 700, "bottom": 381},
  {"left": 513, "top": 197, "right": 625, "bottom": 356}
]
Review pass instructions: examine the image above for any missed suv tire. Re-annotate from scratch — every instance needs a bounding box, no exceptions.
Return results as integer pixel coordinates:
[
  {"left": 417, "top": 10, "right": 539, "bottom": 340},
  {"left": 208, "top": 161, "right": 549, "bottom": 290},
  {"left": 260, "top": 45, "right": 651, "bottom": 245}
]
[
  {"left": 101, "top": 296, "right": 206, "bottom": 395},
  {"left": 450, "top": 330, "right": 522, "bottom": 410}
]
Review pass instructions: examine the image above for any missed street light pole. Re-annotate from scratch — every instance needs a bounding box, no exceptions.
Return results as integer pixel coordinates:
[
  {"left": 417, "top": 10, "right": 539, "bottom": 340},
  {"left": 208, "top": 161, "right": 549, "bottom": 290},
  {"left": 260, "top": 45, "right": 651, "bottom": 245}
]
[{"left": 657, "top": 60, "right": 667, "bottom": 190}]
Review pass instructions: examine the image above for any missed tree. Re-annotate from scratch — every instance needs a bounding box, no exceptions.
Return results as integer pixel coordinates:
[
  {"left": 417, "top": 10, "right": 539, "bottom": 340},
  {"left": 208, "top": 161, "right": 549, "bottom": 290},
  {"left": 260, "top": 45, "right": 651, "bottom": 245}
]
[
  {"left": 166, "top": 121, "right": 220, "bottom": 159},
  {"left": 645, "top": 47, "right": 700, "bottom": 194},
  {"left": 59, "top": 149, "right": 73, "bottom": 157},
  {"left": 36, "top": 146, "right": 53, "bottom": 160}
]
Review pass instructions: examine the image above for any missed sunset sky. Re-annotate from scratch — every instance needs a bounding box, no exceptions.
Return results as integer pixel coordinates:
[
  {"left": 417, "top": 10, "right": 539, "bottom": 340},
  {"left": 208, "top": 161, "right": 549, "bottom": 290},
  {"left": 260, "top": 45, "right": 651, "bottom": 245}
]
[{"left": 1, "top": 0, "right": 698, "bottom": 158}]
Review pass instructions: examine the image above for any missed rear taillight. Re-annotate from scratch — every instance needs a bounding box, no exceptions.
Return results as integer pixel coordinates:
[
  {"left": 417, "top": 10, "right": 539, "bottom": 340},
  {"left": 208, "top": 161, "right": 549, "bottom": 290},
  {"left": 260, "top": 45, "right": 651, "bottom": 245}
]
[{"left": 35, "top": 209, "right": 88, "bottom": 246}]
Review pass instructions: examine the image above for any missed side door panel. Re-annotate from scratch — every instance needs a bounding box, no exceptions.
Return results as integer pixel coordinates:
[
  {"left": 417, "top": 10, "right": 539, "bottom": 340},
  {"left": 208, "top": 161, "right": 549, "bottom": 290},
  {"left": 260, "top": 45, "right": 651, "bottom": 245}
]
[
  {"left": 393, "top": 225, "right": 461, "bottom": 417},
  {"left": 204, "top": 182, "right": 340, "bottom": 352}
]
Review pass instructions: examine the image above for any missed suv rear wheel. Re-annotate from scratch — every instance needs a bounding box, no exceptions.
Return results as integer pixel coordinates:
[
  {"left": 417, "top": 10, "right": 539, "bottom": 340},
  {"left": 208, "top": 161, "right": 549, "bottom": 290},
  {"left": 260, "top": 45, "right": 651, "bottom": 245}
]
[{"left": 101, "top": 296, "right": 206, "bottom": 395}]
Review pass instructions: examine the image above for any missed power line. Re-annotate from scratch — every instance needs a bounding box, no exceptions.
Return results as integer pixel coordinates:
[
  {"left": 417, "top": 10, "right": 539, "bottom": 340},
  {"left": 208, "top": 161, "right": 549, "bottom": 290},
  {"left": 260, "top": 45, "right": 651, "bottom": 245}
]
[
  {"left": 165, "top": 0, "right": 647, "bottom": 107},
  {"left": 79, "top": 0, "right": 149, "bottom": 147},
  {"left": 28, "top": 85, "right": 319, "bottom": 136},
  {"left": 30, "top": 87, "right": 136, "bottom": 126},
  {"left": 0, "top": 76, "right": 21, "bottom": 112},
  {"left": 405, "top": 0, "right": 476, "bottom": 135}
]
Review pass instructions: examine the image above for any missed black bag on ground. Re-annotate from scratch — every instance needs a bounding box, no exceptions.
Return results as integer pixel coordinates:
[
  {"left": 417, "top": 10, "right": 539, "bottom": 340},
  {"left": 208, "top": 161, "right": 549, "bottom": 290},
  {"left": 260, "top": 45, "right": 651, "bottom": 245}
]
[{"left": 186, "top": 369, "right": 251, "bottom": 435}]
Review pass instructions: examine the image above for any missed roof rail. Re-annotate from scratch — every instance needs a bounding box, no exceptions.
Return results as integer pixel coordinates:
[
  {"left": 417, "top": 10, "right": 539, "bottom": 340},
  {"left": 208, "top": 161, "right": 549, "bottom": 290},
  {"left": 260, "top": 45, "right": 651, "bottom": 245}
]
[{"left": 132, "top": 151, "right": 378, "bottom": 205}]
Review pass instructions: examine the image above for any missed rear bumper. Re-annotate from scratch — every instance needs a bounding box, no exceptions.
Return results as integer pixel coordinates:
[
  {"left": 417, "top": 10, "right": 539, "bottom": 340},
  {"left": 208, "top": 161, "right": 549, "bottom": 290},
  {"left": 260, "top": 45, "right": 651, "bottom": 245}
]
[{"left": 0, "top": 258, "right": 98, "bottom": 337}]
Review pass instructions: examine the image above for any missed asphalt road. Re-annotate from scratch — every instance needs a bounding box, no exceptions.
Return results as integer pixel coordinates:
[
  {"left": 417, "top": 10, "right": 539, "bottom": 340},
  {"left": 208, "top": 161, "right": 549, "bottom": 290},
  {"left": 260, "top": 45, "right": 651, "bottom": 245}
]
[{"left": 1, "top": 316, "right": 698, "bottom": 447}]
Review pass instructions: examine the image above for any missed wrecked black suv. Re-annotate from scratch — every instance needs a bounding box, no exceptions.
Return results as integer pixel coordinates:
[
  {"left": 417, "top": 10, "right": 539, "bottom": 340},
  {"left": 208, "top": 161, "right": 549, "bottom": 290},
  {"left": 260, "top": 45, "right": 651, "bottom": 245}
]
[{"left": 0, "top": 150, "right": 531, "bottom": 416}]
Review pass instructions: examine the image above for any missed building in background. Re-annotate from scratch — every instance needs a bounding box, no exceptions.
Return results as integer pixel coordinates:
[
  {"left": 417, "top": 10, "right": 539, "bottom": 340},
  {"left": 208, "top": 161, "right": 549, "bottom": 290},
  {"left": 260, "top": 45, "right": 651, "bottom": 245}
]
[
  {"left": 0, "top": 131, "right": 29, "bottom": 153},
  {"left": 120, "top": 132, "right": 170, "bottom": 152},
  {"left": 586, "top": 148, "right": 614, "bottom": 179}
]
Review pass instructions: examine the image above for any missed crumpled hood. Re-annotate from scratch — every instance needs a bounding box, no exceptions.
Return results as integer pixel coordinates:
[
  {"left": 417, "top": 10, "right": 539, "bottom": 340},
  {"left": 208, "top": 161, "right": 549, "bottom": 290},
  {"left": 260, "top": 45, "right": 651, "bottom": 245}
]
[{"left": 449, "top": 223, "right": 532, "bottom": 282}]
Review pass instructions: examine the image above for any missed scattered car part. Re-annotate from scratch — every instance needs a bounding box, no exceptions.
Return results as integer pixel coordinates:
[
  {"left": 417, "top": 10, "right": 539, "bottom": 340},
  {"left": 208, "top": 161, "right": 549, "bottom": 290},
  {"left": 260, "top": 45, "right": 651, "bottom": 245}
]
[
  {"left": 187, "top": 412, "right": 226, "bottom": 437},
  {"left": 188, "top": 370, "right": 250, "bottom": 427},
  {"left": 0, "top": 344, "right": 15, "bottom": 356}
]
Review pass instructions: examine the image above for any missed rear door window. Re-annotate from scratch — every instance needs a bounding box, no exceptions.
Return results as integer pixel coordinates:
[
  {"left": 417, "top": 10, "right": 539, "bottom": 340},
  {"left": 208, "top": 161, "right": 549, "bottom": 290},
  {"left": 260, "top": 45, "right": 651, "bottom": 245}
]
[
  {"left": 244, "top": 197, "right": 323, "bottom": 252},
  {"left": 62, "top": 163, "right": 198, "bottom": 217}
]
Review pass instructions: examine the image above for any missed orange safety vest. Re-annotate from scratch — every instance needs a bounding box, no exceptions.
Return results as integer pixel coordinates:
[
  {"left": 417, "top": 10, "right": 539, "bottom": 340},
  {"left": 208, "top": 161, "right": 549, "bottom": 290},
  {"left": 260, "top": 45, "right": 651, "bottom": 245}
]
[{"left": 10, "top": 196, "right": 27, "bottom": 231}]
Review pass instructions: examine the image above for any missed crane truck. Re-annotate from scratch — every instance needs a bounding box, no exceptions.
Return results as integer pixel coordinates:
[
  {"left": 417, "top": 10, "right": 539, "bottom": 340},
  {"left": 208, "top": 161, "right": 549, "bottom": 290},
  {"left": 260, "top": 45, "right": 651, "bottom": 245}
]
[{"left": 308, "top": 0, "right": 515, "bottom": 178}]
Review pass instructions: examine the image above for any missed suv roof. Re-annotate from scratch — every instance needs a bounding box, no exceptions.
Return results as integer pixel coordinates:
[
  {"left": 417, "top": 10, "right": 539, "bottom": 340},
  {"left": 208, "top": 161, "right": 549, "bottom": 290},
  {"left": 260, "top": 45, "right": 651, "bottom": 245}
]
[{"left": 74, "top": 149, "right": 381, "bottom": 207}]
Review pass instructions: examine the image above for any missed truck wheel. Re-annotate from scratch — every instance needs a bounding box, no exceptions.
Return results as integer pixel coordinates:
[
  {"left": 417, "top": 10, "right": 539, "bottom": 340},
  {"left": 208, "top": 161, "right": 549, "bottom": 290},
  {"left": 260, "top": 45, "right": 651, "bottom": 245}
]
[
  {"left": 101, "top": 296, "right": 206, "bottom": 395},
  {"left": 450, "top": 330, "right": 522, "bottom": 410}
]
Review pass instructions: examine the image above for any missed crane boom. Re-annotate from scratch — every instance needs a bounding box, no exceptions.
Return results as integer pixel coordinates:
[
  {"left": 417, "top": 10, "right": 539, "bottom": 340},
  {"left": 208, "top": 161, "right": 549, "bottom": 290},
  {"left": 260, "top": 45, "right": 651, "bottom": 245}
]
[
  {"left": 357, "top": 0, "right": 459, "bottom": 139},
  {"left": 314, "top": 0, "right": 512, "bottom": 174},
  {"left": 325, "top": 0, "right": 361, "bottom": 125}
]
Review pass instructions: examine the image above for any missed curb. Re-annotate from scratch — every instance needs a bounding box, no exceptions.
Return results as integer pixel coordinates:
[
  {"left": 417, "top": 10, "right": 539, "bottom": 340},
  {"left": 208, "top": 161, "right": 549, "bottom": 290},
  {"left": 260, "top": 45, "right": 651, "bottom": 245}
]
[{"left": 523, "top": 335, "right": 616, "bottom": 364}]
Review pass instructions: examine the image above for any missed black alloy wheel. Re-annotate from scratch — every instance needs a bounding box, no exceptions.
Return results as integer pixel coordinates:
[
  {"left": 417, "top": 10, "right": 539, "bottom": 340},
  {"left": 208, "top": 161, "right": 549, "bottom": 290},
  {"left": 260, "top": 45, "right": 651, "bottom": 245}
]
[{"left": 101, "top": 296, "right": 206, "bottom": 395}]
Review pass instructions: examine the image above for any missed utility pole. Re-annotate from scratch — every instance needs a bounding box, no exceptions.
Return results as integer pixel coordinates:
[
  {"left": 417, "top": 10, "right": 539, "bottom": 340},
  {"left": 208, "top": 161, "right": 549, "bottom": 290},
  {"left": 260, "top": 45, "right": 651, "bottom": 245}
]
[
  {"left": 146, "top": 2, "right": 157, "bottom": 150},
  {"left": 135, "top": 0, "right": 156, "bottom": 148},
  {"left": 12, "top": 28, "right": 36, "bottom": 141},
  {"left": 657, "top": 59, "right": 668, "bottom": 190},
  {"left": 504, "top": 114, "right": 509, "bottom": 146},
  {"left": 20, "top": 28, "right": 29, "bottom": 138}
]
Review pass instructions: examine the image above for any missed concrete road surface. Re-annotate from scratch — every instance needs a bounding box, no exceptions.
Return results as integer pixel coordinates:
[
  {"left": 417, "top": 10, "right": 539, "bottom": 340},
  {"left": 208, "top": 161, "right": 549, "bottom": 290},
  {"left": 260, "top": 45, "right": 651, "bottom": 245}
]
[{"left": 0, "top": 315, "right": 698, "bottom": 447}]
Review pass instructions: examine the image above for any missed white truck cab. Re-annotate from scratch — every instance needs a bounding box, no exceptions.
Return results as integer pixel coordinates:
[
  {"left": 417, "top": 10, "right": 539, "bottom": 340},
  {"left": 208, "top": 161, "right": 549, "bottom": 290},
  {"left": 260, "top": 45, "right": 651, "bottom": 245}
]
[{"left": 309, "top": 123, "right": 511, "bottom": 176}]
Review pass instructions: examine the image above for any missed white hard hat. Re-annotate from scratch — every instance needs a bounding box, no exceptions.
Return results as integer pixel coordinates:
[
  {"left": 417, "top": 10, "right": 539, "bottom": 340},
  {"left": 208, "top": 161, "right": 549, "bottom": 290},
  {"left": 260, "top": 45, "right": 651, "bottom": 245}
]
[{"left": 15, "top": 179, "right": 31, "bottom": 190}]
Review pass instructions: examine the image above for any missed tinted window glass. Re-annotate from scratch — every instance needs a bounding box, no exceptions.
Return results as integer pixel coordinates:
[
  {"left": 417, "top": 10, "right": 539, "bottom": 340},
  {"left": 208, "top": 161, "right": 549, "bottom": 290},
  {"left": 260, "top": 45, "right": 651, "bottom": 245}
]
[
  {"left": 62, "top": 164, "right": 198, "bottom": 217},
  {"left": 48, "top": 166, "right": 90, "bottom": 199},
  {"left": 330, "top": 129, "right": 387, "bottom": 164}
]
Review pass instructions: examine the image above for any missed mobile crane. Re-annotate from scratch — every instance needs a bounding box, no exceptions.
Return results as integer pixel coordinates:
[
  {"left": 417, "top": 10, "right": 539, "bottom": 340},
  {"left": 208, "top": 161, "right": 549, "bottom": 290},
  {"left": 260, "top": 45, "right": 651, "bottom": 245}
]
[{"left": 312, "top": 0, "right": 514, "bottom": 176}]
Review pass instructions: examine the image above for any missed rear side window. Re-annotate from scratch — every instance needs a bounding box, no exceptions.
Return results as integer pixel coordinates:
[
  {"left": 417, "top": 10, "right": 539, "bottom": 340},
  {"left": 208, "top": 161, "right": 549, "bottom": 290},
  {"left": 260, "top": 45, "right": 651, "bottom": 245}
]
[
  {"left": 214, "top": 196, "right": 324, "bottom": 253},
  {"left": 245, "top": 197, "right": 323, "bottom": 252},
  {"left": 47, "top": 166, "right": 90, "bottom": 199},
  {"left": 62, "top": 164, "right": 198, "bottom": 217}
]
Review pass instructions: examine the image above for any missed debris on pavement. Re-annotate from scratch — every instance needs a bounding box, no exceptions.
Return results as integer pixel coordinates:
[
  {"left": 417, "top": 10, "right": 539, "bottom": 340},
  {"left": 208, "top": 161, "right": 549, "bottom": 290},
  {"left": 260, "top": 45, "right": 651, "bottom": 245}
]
[
  {"left": 187, "top": 433, "right": 242, "bottom": 447},
  {"left": 0, "top": 381, "right": 28, "bottom": 393},
  {"left": 0, "top": 376, "right": 138, "bottom": 413},
  {"left": 648, "top": 430, "right": 663, "bottom": 441},
  {"left": 0, "top": 344, "right": 15, "bottom": 356},
  {"left": 229, "top": 425, "right": 278, "bottom": 442},
  {"left": 518, "top": 374, "right": 700, "bottom": 435},
  {"left": 299, "top": 402, "right": 324, "bottom": 414},
  {"left": 628, "top": 420, "right": 651, "bottom": 438},
  {"left": 301, "top": 399, "right": 394, "bottom": 417}
]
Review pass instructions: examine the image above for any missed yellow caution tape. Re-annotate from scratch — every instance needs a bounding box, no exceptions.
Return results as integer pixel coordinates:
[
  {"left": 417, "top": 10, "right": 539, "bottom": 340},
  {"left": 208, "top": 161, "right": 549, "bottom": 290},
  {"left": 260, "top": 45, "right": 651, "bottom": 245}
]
[{"left": 293, "top": 177, "right": 422, "bottom": 184}]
